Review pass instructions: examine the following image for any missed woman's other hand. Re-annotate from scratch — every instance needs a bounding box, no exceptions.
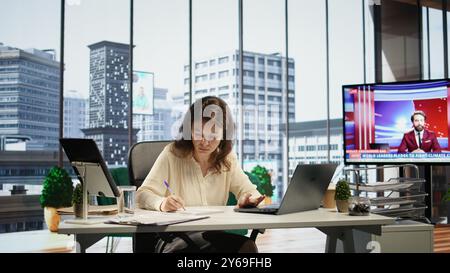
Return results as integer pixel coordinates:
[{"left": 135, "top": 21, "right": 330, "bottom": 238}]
[{"left": 237, "top": 193, "right": 265, "bottom": 208}]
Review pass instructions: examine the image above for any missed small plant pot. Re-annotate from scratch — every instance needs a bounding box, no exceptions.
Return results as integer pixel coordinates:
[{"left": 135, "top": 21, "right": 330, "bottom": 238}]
[
  {"left": 44, "top": 207, "right": 60, "bottom": 232},
  {"left": 336, "top": 199, "right": 349, "bottom": 213}
]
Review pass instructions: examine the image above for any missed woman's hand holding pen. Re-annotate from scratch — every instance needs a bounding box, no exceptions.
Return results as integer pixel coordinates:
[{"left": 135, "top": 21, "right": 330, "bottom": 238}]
[
  {"left": 161, "top": 179, "right": 186, "bottom": 212},
  {"left": 160, "top": 195, "right": 186, "bottom": 212}
]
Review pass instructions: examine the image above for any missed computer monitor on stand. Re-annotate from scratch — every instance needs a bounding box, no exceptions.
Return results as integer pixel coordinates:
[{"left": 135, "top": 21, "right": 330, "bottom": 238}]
[{"left": 60, "top": 138, "right": 120, "bottom": 224}]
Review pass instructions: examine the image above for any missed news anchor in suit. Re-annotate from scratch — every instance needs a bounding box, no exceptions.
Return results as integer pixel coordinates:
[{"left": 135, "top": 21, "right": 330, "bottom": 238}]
[{"left": 398, "top": 110, "right": 441, "bottom": 153}]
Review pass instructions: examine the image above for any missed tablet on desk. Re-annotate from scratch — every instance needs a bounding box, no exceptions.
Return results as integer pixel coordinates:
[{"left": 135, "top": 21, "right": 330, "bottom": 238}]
[{"left": 60, "top": 138, "right": 120, "bottom": 198}]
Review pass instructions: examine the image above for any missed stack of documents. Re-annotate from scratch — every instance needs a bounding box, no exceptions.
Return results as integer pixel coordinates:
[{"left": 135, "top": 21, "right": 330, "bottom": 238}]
[{"left": 105, "top": 212, "right": 209, "bottom": 226}]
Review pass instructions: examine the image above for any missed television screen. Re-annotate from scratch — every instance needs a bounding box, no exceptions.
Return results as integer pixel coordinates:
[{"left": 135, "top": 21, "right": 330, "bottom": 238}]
[{"left": 343, "top": 79, "right": 450, "bottom": 164}]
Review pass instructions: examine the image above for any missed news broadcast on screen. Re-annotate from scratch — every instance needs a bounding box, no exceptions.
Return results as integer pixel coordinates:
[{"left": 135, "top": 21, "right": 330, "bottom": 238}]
[{"left": 343, "top": 79, "right": 450, "bottom": 164}]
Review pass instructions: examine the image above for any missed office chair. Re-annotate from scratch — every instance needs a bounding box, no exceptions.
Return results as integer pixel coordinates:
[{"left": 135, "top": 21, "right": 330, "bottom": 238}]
[{"left": 128, "top": 140, "right": 263, "bottom": 253}]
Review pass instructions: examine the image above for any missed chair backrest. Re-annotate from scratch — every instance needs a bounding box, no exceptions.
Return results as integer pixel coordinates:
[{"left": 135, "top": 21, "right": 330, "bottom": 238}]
[{"left": 128, "top": 141, "right": 172, "bottom": 188}]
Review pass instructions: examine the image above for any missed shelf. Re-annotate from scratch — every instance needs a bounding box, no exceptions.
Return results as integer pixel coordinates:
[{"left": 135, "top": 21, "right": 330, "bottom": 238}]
[
  {"left": 371, "top": 205, "right": 427, "bottom": 218},
  {"left": 349, "top": 181, "right": 423, "bottom": 192},
  {"left": 369, "top": 193, "right": 427, "bottom": 206}
]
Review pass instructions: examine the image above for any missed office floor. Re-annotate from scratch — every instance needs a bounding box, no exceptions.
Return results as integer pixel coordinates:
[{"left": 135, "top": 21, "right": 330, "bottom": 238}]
[
  {"left": 89, "top": 225, "right": 450, "bottom": 253},
  {"left": 434, "top": 225, "right": 450, "bottom": 253},
  {"left": 2, "top": 225, "right": 447, "bottom": 253}
]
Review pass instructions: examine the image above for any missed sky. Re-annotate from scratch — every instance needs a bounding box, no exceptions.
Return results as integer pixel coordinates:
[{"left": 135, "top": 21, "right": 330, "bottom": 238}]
[{"left": 2, "top": 0, "right": 443, "bottom": 122}]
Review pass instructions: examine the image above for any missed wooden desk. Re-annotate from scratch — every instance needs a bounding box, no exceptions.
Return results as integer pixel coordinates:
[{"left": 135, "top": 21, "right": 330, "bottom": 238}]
[{"left": 58, "top": 206, "right": 395, "bottom": 253}]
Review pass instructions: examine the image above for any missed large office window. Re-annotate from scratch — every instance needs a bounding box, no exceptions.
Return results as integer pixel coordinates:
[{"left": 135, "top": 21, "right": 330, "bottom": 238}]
[
  {"left": 191, "top": 0, "right": 238, "bottom": 108},
  {"left": 422, "top": 6, "right": 446, "bottom": 80},
  {"left": 288, "top": 0, "right": 326, "bottom": 123},
  {"left": 243, "top": 0, "right": 287, "bottom": 200},
  {"left": 328, "top": 0, "right": 365, "bottom": 163},
  {"left": 329, "top": 0, "right": 364, "bottom": 120},
  {"left": 134, "top": 0, "right": 189, "bottom": 142},
  {"left": 0, "top": 0, "right": 61, "bottom": 233},
  {"left": 64, "top": 0, "right": 130, "bottom": 166},
  {"left": 288, "top": 0, "right": 370, "bottom": 174},
  {"left": 426, "top": 7, "right": 445, "bottom": 79},
  {"left": 364, "top": 0, "right": 376, "bottom": 83},
  {"left": 287, "top": 0, "right": 327, "bottom": 177}
]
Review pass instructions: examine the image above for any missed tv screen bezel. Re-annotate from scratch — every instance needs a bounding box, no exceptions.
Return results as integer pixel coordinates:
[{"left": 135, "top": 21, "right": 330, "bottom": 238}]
[{"left": 341, "top": 78, "right": 450, "bottom": 166}]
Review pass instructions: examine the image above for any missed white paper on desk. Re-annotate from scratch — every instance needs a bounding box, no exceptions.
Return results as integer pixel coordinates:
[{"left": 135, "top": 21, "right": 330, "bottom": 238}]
[
  {"left": 105, "top": 213, "right": 209, "bottom": 226},
  {"left": 177, "top": 208, "right": 225, "bottom": 216}
]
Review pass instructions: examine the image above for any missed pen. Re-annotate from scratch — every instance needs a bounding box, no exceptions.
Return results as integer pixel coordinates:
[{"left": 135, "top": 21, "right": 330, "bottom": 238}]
[{"left": 163, "top": 179, "right": 186, "bottom": 211}]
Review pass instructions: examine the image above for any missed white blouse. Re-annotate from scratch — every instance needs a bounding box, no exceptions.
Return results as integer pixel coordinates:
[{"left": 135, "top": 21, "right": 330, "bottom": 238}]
[{"left": 136, "top": 143, "right": 261, "bottom": 211}]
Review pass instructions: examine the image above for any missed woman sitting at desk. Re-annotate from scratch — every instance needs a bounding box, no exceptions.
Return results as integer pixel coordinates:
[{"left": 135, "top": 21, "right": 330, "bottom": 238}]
[{"left": 137, "top": 96, "right": 265, "bottom": 253}]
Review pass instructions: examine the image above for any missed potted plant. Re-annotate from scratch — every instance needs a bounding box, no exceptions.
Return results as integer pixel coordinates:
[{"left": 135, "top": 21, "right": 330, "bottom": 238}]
[
  {"left": 72, "top": 183, "right": 83, "bottom": 218},
  {"left": 247, "top": 165, "right": 275, "bottom": 204},
  {"left": 335, "top": 179, "right": 351, "bottom": 213},
  {"left": 40, "top": 166, "right": 73, "bottom": 232}
]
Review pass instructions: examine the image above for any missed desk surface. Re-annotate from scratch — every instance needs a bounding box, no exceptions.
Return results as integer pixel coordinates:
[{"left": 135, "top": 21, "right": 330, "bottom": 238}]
[
  {"left": 58, "top": 206, "right": 395, "bottom": 235},
  {"left": 0, "top": 230, "right": 74, "bottom": 253}
]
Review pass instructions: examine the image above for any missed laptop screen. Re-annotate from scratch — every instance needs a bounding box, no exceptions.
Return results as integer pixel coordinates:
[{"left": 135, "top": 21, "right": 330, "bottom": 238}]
[{"left": 277, "top": 163, "right": 337, "bottom": 214}]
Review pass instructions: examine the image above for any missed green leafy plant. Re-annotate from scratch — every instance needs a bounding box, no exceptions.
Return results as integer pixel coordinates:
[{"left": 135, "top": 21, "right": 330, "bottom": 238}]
[
  {"left": 335, "top": 179, "right": 351, "bottom": 201},
  {"left": 72, "top": 183, "right": 83, "bottom": 205},
  {"left": 247, "top": 165, "right": 275, "bottom": 197},
  {"left": 444, "top": 188, "right": 450, "bottom": 202},
  {"left": 40, "top": 166, "right": 73, "bottom": 208}
]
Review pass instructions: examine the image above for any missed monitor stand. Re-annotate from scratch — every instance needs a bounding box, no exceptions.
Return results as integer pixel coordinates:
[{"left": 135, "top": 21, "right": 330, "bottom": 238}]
[{"left": 64, "top": 162, "right": 111, "bottom": 225}]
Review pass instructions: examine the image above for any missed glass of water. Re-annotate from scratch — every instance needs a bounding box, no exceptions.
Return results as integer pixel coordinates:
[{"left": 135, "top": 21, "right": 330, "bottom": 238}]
[{"left": 117, "top": 186, "right": 136, "bottom": 217}]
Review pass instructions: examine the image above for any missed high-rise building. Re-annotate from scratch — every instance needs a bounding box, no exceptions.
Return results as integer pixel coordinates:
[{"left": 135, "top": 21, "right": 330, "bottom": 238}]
[
  {"left": 64, "top": 90, "right": 88, "bottom": 138},
  {"left": 185, "top": 50, "right": 295, "bottom": 198},
  {"left": 0, "top": 43, "right": 60, "bottom": 150},
  {"left": 134, "top": 87, "right": 174, "bottom": 141},
  {"left": 82, "top": 41, "right": 137, "bottom": 166}
]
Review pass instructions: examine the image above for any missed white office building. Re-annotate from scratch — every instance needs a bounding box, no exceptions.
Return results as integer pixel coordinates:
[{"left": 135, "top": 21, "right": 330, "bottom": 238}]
[
  {"left": 288, "top": 119, "right": 343, "bottom": 177},
  {"left": 0, "top": 43, "right": 60, "bottom": 150},
  {"left": 63, "top": 90, "right": 88, "bottom": 138}
]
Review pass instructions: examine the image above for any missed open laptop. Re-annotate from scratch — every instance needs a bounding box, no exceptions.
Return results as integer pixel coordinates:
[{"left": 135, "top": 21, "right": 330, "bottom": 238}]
[{"left": 234, "top": 163, "right": 338, "bottom": 215}]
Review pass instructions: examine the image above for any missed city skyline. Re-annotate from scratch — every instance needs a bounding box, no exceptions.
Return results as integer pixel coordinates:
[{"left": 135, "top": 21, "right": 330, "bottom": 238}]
[{"left": 1, "top": 0, "right": 375, "bottom": 122}]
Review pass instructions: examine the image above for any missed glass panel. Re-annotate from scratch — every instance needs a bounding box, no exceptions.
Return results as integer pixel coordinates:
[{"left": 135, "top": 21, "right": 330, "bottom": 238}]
[
  {"left": 134, "top": 0, "right": 189, "bottom": 142},
  {"left": 243, "top": 0, "right": 286, "bottom": 201},
  {"left": 191, "top": 0, "right": 238, "bottom": 114},
  {"left": 64, "top": 0, "right": 130, "bottom": 166},
  {"left": 287, "top": 0, "right": 327, "bottom": 177},
  {"left": 364, "top": 0, "right": 375, "bottom": 83},
  {"left": 0, "top": 0, "right": 61, "bottom": 233},
  {"left": 328, "top": 0, "right": 364, "bottom": 164},
  {"left": 428, "top": 7, "right": 445, "bottom": 79}
]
